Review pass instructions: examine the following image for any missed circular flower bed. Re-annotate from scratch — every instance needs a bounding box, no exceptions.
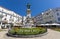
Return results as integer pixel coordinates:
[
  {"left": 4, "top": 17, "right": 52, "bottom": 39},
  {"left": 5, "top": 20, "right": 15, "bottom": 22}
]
[{"left": 7, "top": 27, "right": 47, "bottom": 37}]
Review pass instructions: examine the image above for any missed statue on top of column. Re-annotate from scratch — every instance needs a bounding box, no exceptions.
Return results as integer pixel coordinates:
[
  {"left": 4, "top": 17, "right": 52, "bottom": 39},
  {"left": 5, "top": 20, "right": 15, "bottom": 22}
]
[{"left": 27, "top": 3, "right": 31, "bottom": 9}]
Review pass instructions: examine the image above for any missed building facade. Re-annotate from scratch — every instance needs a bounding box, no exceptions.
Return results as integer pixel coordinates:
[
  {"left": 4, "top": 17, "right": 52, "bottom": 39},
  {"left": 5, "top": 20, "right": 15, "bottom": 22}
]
[
  {"left": 0, "top": 6, "right": 22, "bottom": 29},
  {"left": 34, "top": 8, "right": 60, "bottom": 25},
  {"left": 34, "top": 13, "right": 43, "bottom": 25}
]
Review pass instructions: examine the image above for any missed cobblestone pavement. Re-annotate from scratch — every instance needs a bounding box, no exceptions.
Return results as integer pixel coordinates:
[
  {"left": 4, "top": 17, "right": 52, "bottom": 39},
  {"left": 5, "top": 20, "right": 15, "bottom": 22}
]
[{"left": 0, "top": 29, "right": 60, "bottom": 39}]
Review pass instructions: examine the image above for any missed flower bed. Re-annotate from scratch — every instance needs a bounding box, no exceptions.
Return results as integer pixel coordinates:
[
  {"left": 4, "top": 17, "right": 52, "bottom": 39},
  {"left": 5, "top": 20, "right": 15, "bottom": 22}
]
[{"left": 8, "top": 27, "right": 47, "bottom": 35}]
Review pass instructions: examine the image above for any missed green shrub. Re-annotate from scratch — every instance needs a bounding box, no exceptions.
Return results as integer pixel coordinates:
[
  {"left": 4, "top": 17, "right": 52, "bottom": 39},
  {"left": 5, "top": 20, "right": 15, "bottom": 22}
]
[
  {"left": 9, "top": 29, "right": 15, "bottom": 35},
  {"left": 9, "top": 27, "right": 47, "bottom": 35}
]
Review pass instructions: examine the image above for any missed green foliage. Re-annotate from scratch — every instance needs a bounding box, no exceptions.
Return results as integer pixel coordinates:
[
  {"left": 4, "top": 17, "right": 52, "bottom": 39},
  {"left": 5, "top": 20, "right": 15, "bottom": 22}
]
[
  {"left": 51, "top": 27, "right": 60, "bottom": 32},
  {"left": 9, "top": 27, "right": 47, "bottom": 35},
  {"left": 9, "top": 29, "right": 15, "bottom": 35},
  {"left": 0, "top": 29, "right": 3, "bottom": 31}
]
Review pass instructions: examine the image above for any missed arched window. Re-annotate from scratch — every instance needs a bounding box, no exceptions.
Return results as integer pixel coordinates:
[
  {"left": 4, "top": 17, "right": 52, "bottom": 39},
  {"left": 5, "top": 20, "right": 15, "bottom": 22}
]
[
  {"left": 57, "top": 13, "right": 59, "bottom": 16},
  {"left": 58, "top": 17, "right": 60, "bottom": 21}
]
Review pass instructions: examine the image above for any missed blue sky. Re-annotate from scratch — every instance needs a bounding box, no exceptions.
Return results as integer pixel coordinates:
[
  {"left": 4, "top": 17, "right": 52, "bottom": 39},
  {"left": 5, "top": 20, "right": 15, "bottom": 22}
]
[{"left": 0, "top": 0, "right": 60, "bottom": 16}]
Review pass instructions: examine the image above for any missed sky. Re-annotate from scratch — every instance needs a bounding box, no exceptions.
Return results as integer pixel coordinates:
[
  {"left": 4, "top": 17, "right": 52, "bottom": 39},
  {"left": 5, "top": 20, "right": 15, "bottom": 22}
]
[{"left": 0, "top": 0, "right": 60, "bottom": 16}]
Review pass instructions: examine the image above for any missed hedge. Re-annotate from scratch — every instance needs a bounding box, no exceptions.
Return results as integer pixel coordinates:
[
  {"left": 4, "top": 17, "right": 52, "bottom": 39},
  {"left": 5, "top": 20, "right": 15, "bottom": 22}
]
[{"left": 9, "top": 27, "right": 47, "bottom": 35}]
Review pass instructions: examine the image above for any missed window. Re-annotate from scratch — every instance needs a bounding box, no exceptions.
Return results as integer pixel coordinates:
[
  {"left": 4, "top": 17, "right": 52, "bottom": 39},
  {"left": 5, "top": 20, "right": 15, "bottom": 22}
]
[
  {"left": 46, "top": 21, "right": 52, "bottom": 23},
  {"left": 49, "top": 21, "right": 52, "bottom": 23},
  {"left": 57, "top": 13, "right": 59, "bottom": 16},
  {"left": 46, "top": 13, "right": 49, "bottom": 15},
  {"left": 56, "top": 9, "right": 59, "bottom": 11},
  {"left": 58, "top": 17, "right": 60, "bottom": 21},
  {"left": 52, "top": 15, "right": 53, "bottom": 17}
]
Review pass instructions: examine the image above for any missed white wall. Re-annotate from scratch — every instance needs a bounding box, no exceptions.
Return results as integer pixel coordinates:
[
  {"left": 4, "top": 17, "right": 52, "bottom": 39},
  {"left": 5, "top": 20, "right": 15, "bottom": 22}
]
[
  {"left": 34, "top": 8, "right": 60, "bottom": 24},
  {"left": 0, "top": 6, "right": 22, "bottom": 23}
]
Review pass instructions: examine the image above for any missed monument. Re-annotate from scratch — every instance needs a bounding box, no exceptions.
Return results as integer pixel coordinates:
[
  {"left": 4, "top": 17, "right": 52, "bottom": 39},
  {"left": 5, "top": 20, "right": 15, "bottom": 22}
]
[
  {"left": 23, "top": 3, "right": 34, "bottom": 28},
  {"left": 7, "top": 3, "right": 47, "bottom": 37}
]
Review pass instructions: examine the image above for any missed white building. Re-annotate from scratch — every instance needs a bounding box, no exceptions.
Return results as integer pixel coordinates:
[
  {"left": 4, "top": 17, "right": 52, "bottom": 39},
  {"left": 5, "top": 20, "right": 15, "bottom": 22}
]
[
  {"left": 0, "top": 6, "right": 22, "bottom": 29},
  {"left": 34, "top": 13, "right": 43, "bottom": 25},
  {"left": 34, "top": 8, "right": 60, "bottom": 25}
]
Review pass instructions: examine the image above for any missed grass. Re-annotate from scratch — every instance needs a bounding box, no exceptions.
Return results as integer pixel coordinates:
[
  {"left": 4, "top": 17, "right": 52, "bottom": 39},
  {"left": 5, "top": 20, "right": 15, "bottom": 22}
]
[
  {"left": 0, "top": 29, "right": 7, "bottom": 32},
  {"left": 0, "top": 29, "right": 2, "bottom": 31},
  {"left": 50, "top": 27, "right": 60, "bottom": 32},
  {"left": 0, "top": 29, "right": 5, "bottom": 32}
]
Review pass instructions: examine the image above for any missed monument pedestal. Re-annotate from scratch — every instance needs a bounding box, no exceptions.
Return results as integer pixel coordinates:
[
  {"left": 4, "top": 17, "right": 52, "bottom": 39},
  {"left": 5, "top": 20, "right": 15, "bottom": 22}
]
[
  {"left": 22, "top": 3, "right": 34, "bottom": 28},
  {"left": 23, "top": 23, "right": 32, "bottom": 28}
]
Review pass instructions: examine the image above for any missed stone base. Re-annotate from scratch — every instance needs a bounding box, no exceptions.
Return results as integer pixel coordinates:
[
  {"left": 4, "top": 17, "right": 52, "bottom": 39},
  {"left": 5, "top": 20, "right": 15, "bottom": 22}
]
[
  {"left": 22, "top": 23, "right": 33, "bottom": 28},
  {"left": 7, "top": 31, "right": 48, "bottom": 38}
]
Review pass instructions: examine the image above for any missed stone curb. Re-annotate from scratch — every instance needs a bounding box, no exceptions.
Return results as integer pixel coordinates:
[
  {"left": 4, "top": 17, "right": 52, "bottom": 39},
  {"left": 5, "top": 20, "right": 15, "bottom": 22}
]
[{"left": 6, "top": 32, "right": 48, "bottom": 38}]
